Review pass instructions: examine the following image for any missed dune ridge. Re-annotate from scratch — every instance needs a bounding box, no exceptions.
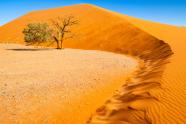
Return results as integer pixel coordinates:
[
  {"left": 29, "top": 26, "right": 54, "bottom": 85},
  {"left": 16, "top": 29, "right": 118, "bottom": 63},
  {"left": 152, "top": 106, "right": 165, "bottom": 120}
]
[
  {"left": 87, "top": 41, "right": 173, "bottom": 124},
  {"left": 0, "top": 4, "right": 185, "bottom": 124}
]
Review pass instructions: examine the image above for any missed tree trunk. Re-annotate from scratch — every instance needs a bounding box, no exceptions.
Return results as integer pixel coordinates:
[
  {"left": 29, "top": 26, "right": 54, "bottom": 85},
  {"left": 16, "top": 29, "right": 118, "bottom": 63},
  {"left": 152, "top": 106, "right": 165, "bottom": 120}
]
[
  {"left": 53, "top": 36, "right": 60, "bottom": 49},
  {"left": 57, "top": 41, "right": 60, "bottom": 49},
  {"left": 60, "top": 34, "right": 64, "bottom": 49},
  {"left": 60, "top": 40, "right": 63, "bottom": 49}
]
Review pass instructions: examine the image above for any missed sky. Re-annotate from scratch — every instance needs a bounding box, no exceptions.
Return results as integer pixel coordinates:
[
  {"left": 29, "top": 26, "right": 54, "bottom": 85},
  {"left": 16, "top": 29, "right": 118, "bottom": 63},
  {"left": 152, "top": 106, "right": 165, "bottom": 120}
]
[{"left": 0, "top": 0, "right": 186, "bottom": 26}]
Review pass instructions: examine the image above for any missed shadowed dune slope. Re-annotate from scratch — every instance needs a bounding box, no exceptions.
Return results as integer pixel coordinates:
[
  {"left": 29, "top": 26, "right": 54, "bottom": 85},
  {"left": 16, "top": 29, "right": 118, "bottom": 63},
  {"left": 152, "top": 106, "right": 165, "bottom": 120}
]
[
  {"left": 0, "top": 4, "right": 185, "bottom": 124},
  {"left": 120, "top": 15, "right": 186, "bottom": 123}
]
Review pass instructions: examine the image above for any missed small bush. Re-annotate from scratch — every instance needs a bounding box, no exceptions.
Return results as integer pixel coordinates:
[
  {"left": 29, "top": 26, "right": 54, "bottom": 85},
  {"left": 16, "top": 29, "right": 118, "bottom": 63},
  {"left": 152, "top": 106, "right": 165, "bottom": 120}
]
[{"left": 23, "top": 23, "right": 52, "bottom": 44}]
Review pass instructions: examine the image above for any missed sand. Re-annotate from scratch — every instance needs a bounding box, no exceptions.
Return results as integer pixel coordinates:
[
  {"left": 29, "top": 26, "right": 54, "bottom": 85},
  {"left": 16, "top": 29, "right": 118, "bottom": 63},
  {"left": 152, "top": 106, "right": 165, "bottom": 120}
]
[
  {"left": 120, "top": 15, "right": 186, "bottom": 124},
  {"left": 0, "top": 4, "right": 185, "bottom": 124},
  {"left": 0, "top": 44, "right": 137, "bottom": 124}
]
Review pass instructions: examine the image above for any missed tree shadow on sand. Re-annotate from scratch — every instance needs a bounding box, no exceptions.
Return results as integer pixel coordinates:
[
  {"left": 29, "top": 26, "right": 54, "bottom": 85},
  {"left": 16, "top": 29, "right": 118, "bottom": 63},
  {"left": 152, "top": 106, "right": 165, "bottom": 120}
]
[{"left": 6, "top": 48, "right": 53, "bottom": 51}]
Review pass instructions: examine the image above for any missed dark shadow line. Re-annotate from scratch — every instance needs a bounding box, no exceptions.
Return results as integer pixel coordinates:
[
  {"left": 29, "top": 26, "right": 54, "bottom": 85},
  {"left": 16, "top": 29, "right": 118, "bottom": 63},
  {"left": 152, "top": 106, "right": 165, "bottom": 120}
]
[{"left": 6, "top": 48, "right": 54, "bottom": 51}]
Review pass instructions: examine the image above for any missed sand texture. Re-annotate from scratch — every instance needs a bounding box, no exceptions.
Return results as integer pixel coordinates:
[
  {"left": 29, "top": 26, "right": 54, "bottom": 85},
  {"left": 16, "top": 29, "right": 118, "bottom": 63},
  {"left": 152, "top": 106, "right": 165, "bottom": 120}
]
[
  {"left": 0, "top": 4, "right": 185, "bottom": 124},
  {"left": 0, "top": 44, "right": 137, "bottom": 124}
]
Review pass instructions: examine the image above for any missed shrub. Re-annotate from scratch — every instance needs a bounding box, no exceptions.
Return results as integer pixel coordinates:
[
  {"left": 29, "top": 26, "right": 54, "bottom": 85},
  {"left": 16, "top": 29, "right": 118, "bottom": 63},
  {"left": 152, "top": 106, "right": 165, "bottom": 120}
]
[{"left": 23, "top": 23, "right": 52, "bottom": 44}]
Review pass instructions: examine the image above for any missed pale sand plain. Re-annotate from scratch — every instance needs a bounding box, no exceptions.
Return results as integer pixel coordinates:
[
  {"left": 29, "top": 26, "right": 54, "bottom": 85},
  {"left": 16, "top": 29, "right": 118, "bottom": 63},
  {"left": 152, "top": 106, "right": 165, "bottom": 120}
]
[{"left": 0, "top": 44, "right": 137, "bottom": 124}]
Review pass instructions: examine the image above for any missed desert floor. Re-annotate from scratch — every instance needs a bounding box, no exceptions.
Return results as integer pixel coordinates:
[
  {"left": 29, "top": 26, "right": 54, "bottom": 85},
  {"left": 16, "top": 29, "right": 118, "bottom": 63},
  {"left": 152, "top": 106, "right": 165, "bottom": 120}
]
[{"left": 0, "top": 44, "right": 137, "bottom": 124}]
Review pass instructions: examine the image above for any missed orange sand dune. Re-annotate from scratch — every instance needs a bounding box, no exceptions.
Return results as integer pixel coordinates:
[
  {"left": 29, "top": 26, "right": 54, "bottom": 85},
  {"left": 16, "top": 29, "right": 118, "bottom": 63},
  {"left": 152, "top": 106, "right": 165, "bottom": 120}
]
[
  {"left": 120, "top": 16, "right": 186, "bottom": 124},
  {"left": 0, "top": 4, "right": 185, "bottom": 124}
]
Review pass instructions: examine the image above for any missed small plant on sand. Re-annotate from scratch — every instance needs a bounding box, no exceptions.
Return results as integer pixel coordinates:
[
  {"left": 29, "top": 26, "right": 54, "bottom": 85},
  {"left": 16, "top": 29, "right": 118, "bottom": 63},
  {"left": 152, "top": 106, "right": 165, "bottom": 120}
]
[{"left": 23, "top": 23, "right": 52, "bottom": 45}]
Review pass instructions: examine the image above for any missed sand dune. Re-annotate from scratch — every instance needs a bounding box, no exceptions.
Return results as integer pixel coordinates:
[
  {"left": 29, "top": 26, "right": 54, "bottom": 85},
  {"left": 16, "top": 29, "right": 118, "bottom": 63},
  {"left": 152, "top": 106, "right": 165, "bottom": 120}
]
[
  {"left": 0, "top": 4, "right": 185, "bottom": 124},
  {"left": 119, "top": 15, "right": 186, "bottom": 124}
]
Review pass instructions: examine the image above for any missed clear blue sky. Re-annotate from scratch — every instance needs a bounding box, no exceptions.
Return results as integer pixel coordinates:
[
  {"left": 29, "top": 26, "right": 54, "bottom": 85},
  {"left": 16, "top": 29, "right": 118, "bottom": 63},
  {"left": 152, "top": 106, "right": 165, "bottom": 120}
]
[{"left": 0, "top": 0, "right": 186, "bottom": 26}]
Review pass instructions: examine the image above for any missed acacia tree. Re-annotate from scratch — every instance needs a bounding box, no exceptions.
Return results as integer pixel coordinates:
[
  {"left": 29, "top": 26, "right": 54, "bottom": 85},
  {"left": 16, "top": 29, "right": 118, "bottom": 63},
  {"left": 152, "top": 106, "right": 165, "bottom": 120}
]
[
  {"left": 23, "top": 23, "right": 52, "bottom": 45},
  {"left": 50, "top": 16, "right": 78, "bottom": 49}
]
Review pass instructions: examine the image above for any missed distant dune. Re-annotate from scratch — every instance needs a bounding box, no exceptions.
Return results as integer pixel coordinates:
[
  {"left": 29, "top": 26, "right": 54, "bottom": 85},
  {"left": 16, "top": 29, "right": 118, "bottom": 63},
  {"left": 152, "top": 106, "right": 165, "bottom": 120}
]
[{"left": 0, "top": 4, "right": 185, "bottom": 124}]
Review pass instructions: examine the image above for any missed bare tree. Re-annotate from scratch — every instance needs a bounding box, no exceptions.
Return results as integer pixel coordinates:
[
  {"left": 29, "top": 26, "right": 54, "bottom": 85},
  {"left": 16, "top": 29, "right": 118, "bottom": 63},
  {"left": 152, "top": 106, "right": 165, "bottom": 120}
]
[{"left": 50, "top": 16, "right": 78, "bottom": 49}]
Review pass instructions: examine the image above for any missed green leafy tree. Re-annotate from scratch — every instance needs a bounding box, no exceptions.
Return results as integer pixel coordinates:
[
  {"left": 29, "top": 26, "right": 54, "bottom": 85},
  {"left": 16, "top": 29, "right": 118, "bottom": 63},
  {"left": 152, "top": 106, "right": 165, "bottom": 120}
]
[{"left": 23, "top": 23, "right": 52, "bottom": 45}]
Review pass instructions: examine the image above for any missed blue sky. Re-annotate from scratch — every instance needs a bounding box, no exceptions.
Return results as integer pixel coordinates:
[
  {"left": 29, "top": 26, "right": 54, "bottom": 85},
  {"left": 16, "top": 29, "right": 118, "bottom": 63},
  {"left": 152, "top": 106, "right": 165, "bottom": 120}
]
[{"left": 0, "top": 0, "right": 186, "bottom": 26}]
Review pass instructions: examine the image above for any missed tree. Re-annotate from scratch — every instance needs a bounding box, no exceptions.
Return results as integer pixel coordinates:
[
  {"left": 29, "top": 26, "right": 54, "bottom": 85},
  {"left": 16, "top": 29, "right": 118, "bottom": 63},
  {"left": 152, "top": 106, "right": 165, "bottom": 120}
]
[
  {"left": 22, "top": 16, "right": 78, "bottom": 49},
  {"left": 50, "top": 16, "right": 78, "bottom": 49},
  {"left": 23, "top": 23, "right": 52, "bottom": 45}
]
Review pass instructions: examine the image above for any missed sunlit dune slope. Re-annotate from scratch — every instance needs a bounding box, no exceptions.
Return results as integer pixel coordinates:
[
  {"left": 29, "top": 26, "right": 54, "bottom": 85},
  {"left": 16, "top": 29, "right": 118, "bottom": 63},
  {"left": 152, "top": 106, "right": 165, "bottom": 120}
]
[
  {"left": 0, "top": 4, "right": 172, "bottom": 61},
  {"left": 0, "top": 4, "right": 185, "bottom": 124}
]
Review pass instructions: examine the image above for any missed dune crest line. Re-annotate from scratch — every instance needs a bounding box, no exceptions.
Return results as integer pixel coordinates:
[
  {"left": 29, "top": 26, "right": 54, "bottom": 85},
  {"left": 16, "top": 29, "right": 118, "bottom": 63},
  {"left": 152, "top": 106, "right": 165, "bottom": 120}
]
[{"left": 86, "top": 40, "right": 173, "bottom": 124}]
